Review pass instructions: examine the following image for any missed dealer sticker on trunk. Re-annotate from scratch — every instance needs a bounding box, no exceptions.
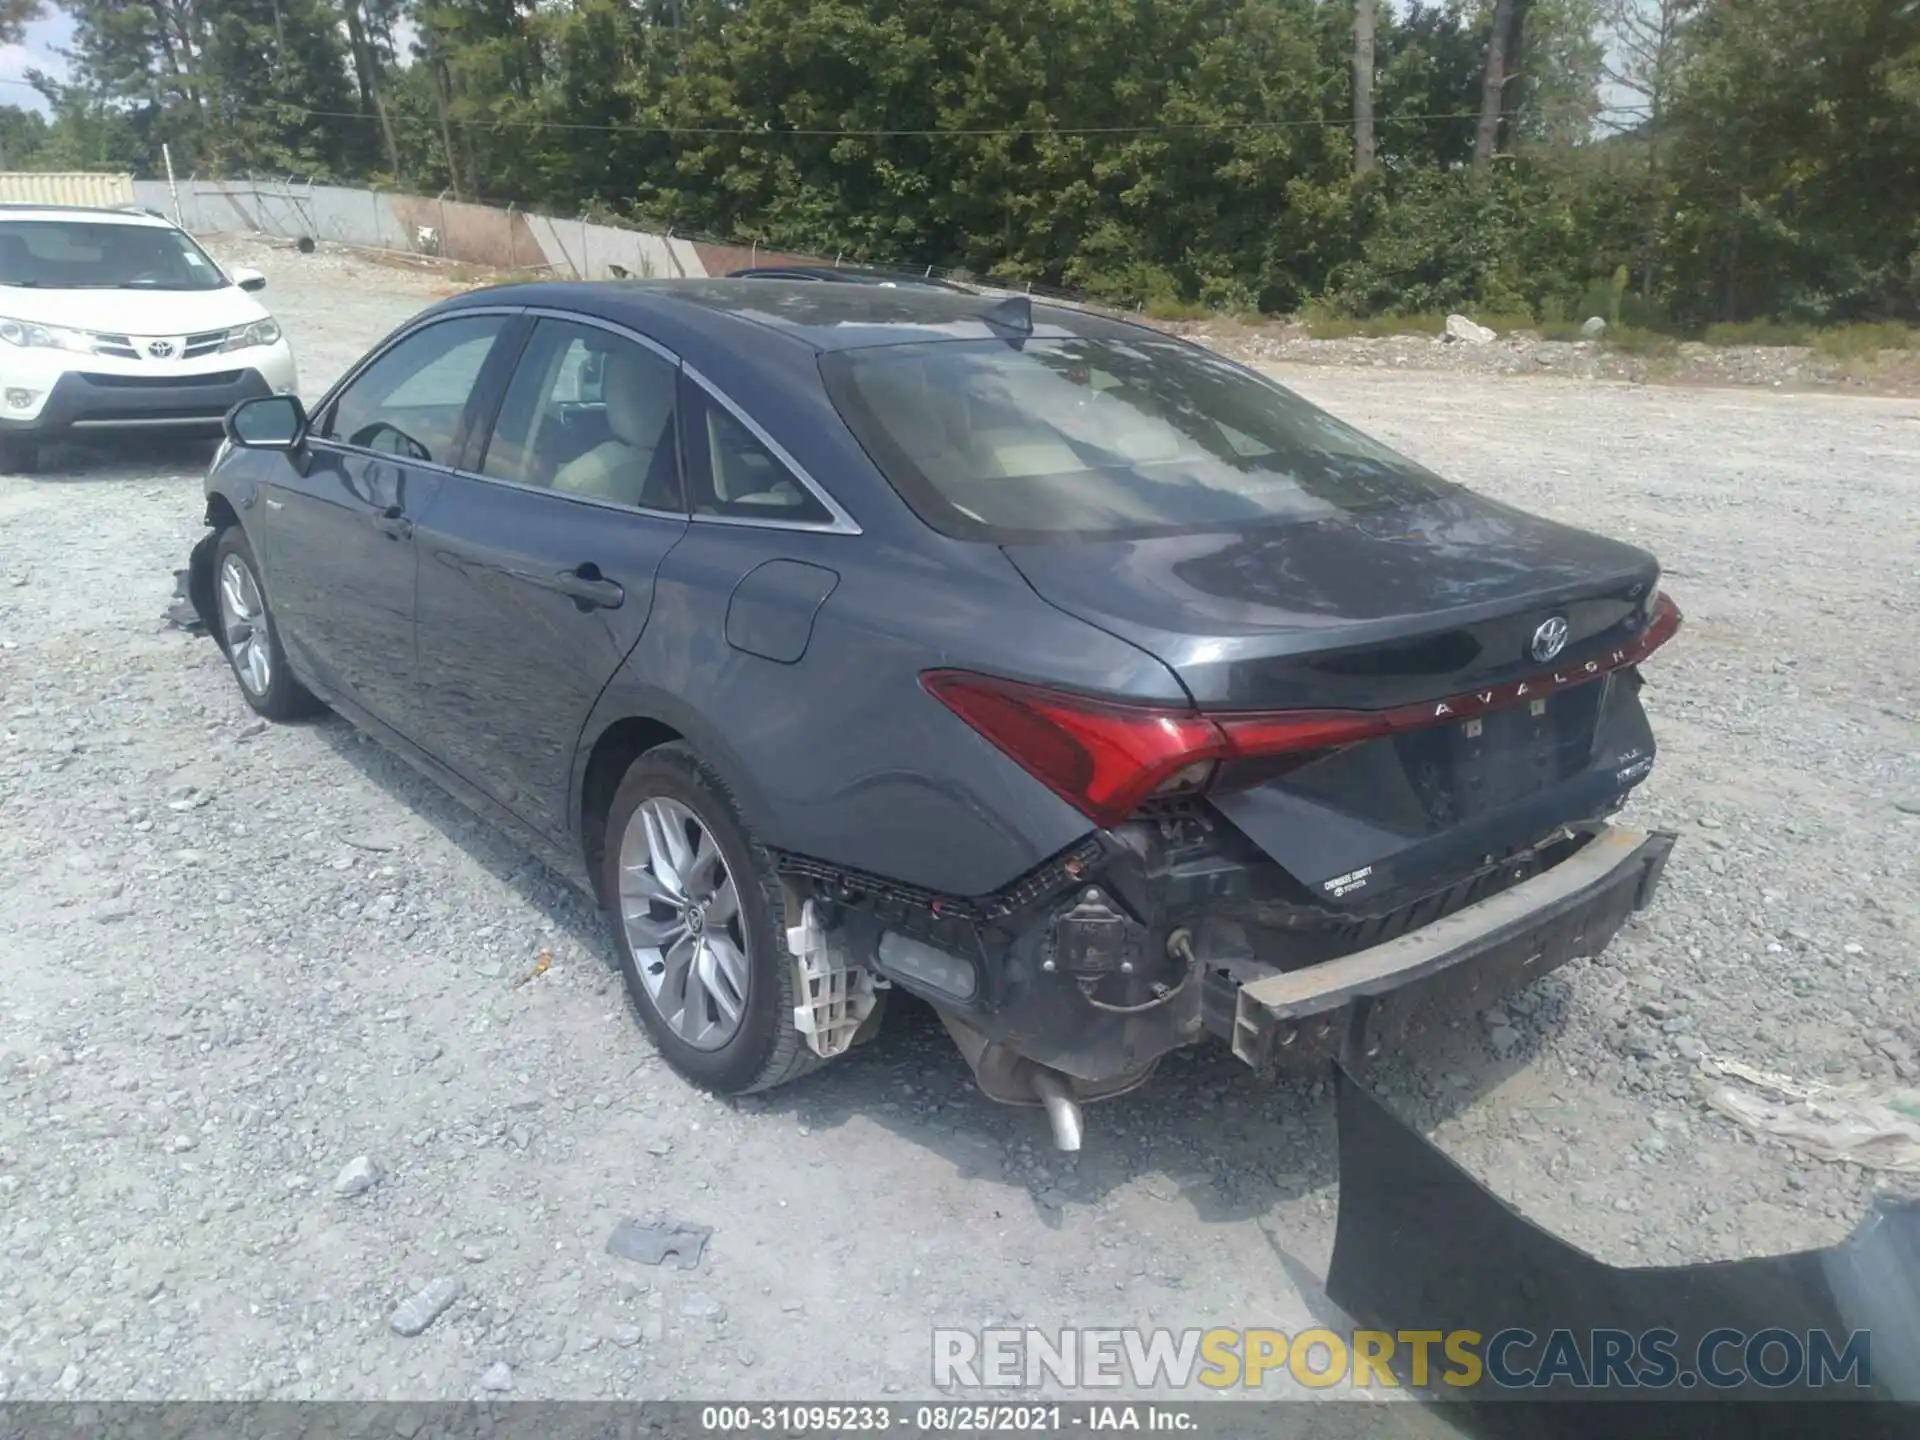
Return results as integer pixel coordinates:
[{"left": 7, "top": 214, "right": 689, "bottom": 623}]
[{"left": 1324, "top": 864, "right": 1373, "bottom": 898}]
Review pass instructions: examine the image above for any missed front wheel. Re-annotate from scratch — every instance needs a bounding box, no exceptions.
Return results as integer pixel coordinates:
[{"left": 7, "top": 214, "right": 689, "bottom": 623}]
[
  {"left": 0, "top": 438, "right": 39, "bottom": 475},
  {"left": 603, "top": 742, "right": 822, "bottom": 1094},
  {"left": 211, "top": 526, "right": 321, "bottom": 721}
]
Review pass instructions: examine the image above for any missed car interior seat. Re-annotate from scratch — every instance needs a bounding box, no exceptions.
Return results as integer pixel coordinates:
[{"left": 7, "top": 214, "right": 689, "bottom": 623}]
[{"left": 550, "top": 345, "right": 674, "bottom": 505}]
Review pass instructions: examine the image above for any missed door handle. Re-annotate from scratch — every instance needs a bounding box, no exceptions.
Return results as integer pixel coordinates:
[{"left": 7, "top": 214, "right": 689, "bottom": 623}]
[
  {"left": 549, "top": 564, "right": 625, "bottom": 610},
  {"left": 372, "top": 504, "right": 412, "bottom": 540}
]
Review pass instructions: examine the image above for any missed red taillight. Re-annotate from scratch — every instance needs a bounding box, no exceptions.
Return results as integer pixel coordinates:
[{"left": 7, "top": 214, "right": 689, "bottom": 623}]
[
  {"left": 923, "top": 593, "right": 1682, "bottom": 830},
  {"left": 920, "top": 671, "right": 1228, "bottom": 829}
]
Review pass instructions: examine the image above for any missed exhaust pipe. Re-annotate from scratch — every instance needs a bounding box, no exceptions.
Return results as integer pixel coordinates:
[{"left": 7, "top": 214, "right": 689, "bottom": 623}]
[
  {"left": 937, "top": 1011, "right": 1152, "bottom": 1151},
  {"left": 1029, "top": 1068, "right": 1083, "bottom": 1152}
]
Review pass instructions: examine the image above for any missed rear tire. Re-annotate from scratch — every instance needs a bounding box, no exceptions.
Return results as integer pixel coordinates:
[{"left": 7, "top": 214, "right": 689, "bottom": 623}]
[
  {"left": 211, "top": 526, "right": 322, "bottom": 721},
  {"left": 603, "top": 742, "right": 822, "bottom": 1095},
  {"left": 0, "top": 438, "right": 40, "bottom": 475}
]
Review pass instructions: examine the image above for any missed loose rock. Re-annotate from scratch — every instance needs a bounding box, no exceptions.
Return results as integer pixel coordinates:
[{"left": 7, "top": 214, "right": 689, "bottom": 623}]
[
  {"left": 1444, "top": 314, "right": 1497, "bottom": 345},
  {"left": 333, "top": 1155, "right": 383, "bottom": 1197},
  {"left": 390, "top": 1277, "right": 465, "bottom": 1337}
]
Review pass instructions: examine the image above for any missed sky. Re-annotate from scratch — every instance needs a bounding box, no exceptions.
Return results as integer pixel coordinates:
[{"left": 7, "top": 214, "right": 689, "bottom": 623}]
[{"left": 1, "top": 6, "right": 73, "bottom": 113}]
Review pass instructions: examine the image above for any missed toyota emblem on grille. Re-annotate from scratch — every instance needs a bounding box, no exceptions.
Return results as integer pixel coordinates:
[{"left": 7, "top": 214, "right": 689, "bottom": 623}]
[
  {"left": 1530, "top": 616, "right": 1571, "bottom": 663},
  {"left": 147, "top": 340, "right": 176, "bottom": 358}
]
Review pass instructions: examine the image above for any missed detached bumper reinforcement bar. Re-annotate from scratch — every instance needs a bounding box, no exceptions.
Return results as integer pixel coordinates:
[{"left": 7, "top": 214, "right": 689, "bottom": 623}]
[{"left": 1231, "top": 825, "right": 1676, "bottom": 1070}]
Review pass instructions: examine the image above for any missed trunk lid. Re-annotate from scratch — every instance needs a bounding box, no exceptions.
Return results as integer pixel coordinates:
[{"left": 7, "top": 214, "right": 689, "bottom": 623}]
[
  {"left": 1000, "top": 492, "right": 1659, "bottom": 710},
  {"left": 1002, "top": 494, "right": 1668, "bottom": 906}
]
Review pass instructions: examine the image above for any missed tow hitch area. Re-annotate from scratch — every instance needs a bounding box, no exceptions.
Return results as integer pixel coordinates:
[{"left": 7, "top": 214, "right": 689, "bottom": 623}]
[{"left": 1327, "top": 1061, "right": 1920, "bottom": 1434}]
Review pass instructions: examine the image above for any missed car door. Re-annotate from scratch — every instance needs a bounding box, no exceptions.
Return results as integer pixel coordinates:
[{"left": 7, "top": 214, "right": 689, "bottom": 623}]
[
  {"left": 409, "top": 314, "right": 691, "bottom": 840},
  {"left": 259, "top": 311, "right": 519, "bottom": 729}
]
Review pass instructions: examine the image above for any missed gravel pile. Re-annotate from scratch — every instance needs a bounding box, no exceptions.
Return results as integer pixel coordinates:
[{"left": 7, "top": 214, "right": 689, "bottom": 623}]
[
  {"left": 1174, "top": 319, "right": 1920, "bottom": 395},
  {"left": 0, "top": 243, "right": 1915, "bottom": 1401}
]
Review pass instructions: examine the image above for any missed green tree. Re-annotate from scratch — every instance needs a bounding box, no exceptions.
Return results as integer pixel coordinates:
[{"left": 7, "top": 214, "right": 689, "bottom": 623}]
[
  {"left": 0, "top": 103, "right": 46, "bottom": 168},
  {"left": 0, "top": 1, "right": 41, "bottom": 46},
  {"left": 1662, "top": 0, "right": 1920, "bottom": 322},
  {"left": 61, "top": 0, "right": 371, "bottom": 179},
  {"left": 37, "top": 0, "right": 1910, "bottom": 328}
]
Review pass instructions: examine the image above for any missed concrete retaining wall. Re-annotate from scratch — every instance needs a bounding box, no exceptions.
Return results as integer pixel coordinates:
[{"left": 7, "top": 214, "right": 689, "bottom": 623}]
[
  {"left": 131, "top": 177, "right": 725, "bottom": 280},
  {"left": 128, "top": 178, "right": 1066, "bottom": 304}
]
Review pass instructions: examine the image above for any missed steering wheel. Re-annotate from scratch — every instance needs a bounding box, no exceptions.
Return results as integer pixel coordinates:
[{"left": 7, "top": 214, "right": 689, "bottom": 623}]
[{"left": 347, "top": 420, "right": 432, "bottom": 463}]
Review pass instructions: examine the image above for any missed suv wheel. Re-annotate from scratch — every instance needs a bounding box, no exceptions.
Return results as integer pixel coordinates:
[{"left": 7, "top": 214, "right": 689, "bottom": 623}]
[
  {"left": 212, "top": 527, "right": 321, "bottom": 721},
  {"left": 0, "top": 439, "right": 39, "bottom": 475},
  {"left": 603, "top": 742, "right": 822, "bottom": 1094}
]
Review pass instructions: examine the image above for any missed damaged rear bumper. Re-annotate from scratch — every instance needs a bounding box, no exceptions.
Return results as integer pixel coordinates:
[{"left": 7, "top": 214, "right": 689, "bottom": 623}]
[
  {"left": 805, "top": 822, "right": 1672, "bottom": 1097},
  {"left": 1226, "top": 824, "right": 1675, "bottom": 1071}
]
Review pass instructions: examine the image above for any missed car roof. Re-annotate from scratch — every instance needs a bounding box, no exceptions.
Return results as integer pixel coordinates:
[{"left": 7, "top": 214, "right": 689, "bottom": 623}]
[
  {"left": 0, "top": 204, "right": 177, "bottom": 228},
  {"left": 447, "top": 278, "right": 1145, "bottom": 353}
]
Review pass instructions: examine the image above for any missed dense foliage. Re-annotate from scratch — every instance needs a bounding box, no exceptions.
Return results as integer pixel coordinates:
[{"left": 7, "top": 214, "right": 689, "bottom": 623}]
[{"left": 3, "top": 0, "right": 1916, "bottom": 326}]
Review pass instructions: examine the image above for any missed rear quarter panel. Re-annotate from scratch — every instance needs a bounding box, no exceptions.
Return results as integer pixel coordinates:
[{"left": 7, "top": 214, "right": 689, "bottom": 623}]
[{"left": 580, "top": 525, "right": 1188, "bottom": 898}]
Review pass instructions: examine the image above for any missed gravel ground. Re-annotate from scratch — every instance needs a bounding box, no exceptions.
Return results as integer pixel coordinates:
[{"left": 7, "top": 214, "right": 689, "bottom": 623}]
[{"left": 1, "top": 238, "right": 1916, "bottom": 1403}]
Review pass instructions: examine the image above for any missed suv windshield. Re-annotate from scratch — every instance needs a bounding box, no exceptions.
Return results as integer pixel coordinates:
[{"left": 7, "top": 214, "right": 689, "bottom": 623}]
[
  {"left": 0, "top": 220, "right": 228, "bottom": 292},
  {"left": 820, "top": 335, "right": 1453, "bottom": 541}
]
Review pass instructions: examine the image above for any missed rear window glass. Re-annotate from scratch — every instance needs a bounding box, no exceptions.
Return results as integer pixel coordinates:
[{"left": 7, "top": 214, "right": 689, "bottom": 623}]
[{"left": 820, "top": 336, "right": 1453, "bottom": 541}]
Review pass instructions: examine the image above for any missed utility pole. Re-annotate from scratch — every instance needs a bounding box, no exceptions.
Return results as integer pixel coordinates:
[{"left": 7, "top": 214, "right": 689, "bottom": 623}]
[
  {"left": 1474, "top": 0, "right": 1517, "bottom": 167},
  {"left": 1353, "top": 0, "right": 1377, "bottom": 175}
]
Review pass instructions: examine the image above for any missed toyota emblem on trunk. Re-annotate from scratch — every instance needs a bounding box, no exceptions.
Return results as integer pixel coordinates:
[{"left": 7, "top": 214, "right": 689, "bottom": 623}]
[
  {"left": 147, "top": 340, "right": 175, "bottom": 358},
  {"left": 1530, "top": 616, "right": 1571, "bottom": 663}
]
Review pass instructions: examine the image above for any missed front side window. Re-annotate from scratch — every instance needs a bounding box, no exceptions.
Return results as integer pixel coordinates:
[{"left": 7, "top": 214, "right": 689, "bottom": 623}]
[
  {"left": 321, "top": 315, "right": 508, "bottom": 467},
  {"left": 478, "top": 319, "right": 682, "bottom": 510},
  {"left": 0, "top": 221, "right": 228, "bottom": 292},
  {"left": 820, "top": 336, "right": 1454, "bottom": 541}
]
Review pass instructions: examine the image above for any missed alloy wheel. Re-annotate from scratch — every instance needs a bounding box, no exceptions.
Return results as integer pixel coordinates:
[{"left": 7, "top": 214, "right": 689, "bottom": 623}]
[
  {"left": 217, "top": 553, "right": 273, "bottom": 698},
  {"left": 617, "top": 796, "right": 750, "bottom": 1050}
]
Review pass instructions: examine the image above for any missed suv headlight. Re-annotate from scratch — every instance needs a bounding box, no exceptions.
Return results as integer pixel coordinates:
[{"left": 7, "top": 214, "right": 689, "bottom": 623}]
[
  {"left": 0, "top": 318, "right": 92, "bottom": 352},
  {"left": 222, "top": 318, "right": 283, "bottom": 352}
]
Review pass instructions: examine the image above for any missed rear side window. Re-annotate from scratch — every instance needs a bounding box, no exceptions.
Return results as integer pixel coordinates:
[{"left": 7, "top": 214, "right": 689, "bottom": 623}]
[
  {"left": 322, "top": 315, "right": 508, "bottom": 466},
  {"left": 820, "top": 336, "right": 1452, "bottom": 542},
  {"left": 681, "top": 379, "right": 835, "bottom": 526}
]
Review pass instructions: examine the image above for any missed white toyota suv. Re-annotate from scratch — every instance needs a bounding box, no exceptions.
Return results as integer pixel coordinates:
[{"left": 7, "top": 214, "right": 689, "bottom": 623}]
[{"left": 0, "top": 204, "right": 298, "bottom": 473}]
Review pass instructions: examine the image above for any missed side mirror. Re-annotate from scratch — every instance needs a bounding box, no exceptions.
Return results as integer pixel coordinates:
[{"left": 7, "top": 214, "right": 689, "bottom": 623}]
[
  {"left": 232, "top": 267, "right": 268, "bottom": 293},
  {"left": 225, "top": 393, "right": 307, "bottom": 450}
]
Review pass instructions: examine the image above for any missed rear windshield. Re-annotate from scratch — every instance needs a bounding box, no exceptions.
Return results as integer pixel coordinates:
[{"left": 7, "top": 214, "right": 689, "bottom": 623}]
[
  {"left": 0, "top": 220, "right": 227, "bottom": 292},
  {"left": 820, "top": 336, "right": 1453, "bottom": 541}
]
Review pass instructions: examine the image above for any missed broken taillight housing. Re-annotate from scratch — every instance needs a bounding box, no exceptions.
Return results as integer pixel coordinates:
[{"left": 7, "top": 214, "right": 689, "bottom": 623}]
[{"left": 922, "top": 594, "right": 1682, "bottom": 829}]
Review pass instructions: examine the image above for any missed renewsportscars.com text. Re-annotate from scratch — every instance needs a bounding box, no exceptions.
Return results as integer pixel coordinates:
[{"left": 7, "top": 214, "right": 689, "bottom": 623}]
[{"left": 932, "top": 1326, "right": 1873, "bottom": 1392}]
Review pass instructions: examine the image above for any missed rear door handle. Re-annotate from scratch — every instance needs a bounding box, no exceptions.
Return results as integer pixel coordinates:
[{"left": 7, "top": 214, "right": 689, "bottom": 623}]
[
  {"left": 548, "top": 564, "right": 625, "bottom": 610},
  {"left": 372, "top": 505, "right": 412, "bottom": 539}
]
